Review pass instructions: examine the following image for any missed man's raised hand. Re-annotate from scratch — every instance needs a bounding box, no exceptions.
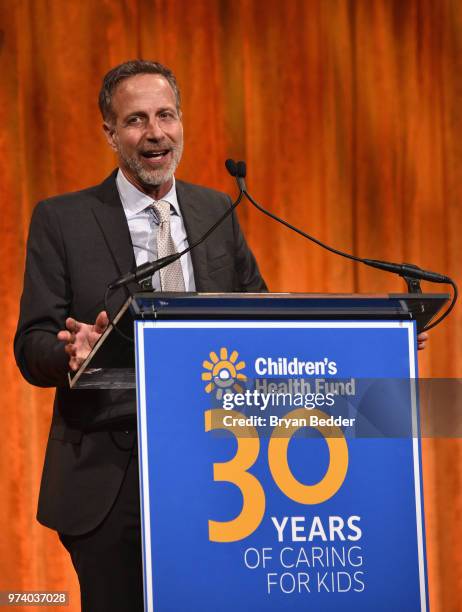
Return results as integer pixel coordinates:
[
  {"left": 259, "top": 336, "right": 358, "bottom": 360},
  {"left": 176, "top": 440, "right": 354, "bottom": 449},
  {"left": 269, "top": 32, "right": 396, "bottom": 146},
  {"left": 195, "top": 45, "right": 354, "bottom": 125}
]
[{"left": 57, "top": 311, "right": 109, "bottom": 371}]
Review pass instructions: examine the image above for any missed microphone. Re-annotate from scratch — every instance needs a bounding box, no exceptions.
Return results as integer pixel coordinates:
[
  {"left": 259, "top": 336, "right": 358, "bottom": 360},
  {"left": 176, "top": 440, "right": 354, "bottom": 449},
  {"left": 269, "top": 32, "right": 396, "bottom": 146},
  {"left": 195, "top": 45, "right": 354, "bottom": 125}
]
[
  {"left": 108, "top": 163, "right": 245, "bottom": 290},
  {"left": 225, "top": 158, "right": 456, "bottom": 331},
  {"left": 226, "top": 159, "right": 248, "bottom": 191},
  {"left": 228, "top": 159, "right": 450, "bottom": 284},
  {"left": 225, "top": 158, "right": 238, "bottom": 177},
  {"left": 108, "top": 254, "right": 181, "bottom": 290},
  {"left": 362, "top": 259, "right": 450, "bottom": 284}
]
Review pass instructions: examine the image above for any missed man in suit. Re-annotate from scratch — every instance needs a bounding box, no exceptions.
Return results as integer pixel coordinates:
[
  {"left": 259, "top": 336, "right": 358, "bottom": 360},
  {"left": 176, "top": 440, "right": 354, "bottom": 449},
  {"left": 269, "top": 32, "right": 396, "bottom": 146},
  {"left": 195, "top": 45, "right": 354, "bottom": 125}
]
[{"left": 15, "top": 60, "right": 266, "bottom": 611}]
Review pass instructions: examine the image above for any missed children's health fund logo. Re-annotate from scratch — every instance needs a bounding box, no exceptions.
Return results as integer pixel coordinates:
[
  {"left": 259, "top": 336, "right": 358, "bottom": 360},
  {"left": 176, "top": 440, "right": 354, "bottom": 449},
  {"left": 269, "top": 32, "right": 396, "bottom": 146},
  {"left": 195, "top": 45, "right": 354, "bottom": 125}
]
[{"left": 201, "top": 347, "right": 247, "bottom": 399}]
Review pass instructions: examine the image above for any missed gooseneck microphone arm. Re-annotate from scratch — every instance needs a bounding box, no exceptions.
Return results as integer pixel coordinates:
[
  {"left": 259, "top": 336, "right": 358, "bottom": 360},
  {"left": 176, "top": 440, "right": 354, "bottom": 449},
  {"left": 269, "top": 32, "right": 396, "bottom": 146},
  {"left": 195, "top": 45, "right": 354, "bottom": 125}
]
[
  {"left": 108, "top": 177, "right": 244, "bottom": 290},
  {"left": 105, "top": 172, "right": 245, "bottom": 342},
  {"left": 227, "top": 159, "right": 457, "bottom": 332}
]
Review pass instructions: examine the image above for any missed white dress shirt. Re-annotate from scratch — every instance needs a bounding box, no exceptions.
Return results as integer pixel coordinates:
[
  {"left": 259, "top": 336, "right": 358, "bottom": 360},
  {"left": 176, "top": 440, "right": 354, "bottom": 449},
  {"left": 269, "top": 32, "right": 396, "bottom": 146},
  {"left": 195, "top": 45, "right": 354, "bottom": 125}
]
[{"left": 116, "top": 169, "right": 196, "bottom": 291}]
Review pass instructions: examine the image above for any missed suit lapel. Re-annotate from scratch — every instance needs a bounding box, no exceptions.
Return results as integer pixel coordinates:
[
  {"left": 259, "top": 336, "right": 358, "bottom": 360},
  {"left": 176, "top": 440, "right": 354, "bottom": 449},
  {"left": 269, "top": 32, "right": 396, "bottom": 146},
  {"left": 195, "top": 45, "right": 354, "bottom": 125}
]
[
  {"left": 91, "top": 174, "right": 213, "bottom": 294},
  {"left": 175, "top": 180, "right": 210, "bottom": 291},
  {"left": 91, "top": 171, "right": 138, "bottom": 293}
]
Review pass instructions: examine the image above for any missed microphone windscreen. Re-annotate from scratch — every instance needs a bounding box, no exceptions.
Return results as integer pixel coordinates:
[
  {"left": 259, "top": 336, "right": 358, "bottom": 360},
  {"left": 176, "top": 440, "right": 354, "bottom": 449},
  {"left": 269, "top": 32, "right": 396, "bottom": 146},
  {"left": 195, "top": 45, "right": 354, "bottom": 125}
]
[
  {"left": 237, "top": 160, "right": 247, "bottom": 178},
  {"left": 225, "top": 159, "right": 238, "bottom": 177}
]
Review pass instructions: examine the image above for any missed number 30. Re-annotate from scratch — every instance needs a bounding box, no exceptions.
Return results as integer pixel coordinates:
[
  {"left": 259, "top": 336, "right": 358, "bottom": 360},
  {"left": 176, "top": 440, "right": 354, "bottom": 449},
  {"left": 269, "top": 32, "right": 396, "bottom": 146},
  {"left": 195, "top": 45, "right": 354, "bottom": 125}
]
[{"left": 205, "top": 408, "right": 349, "bottom": 542}]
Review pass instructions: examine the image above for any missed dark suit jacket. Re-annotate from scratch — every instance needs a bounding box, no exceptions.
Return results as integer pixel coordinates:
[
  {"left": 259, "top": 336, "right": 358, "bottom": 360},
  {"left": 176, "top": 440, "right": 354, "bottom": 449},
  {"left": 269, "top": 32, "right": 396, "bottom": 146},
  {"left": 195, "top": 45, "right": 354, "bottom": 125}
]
[{"left": 14, "top": 171, "right": 266, "bottom": 535}]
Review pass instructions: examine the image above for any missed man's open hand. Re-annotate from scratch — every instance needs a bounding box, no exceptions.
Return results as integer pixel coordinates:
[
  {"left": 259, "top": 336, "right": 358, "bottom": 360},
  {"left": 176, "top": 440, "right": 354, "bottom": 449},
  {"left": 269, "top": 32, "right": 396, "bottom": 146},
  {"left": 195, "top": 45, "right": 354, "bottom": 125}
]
[{"left": 57, "top": 311, "right": 109, "bottom": 371}]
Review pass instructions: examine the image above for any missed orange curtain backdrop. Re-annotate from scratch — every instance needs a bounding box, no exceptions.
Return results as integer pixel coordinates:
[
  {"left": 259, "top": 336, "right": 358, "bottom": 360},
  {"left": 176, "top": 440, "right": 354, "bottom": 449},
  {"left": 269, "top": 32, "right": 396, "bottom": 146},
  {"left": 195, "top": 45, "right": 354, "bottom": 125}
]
[{"left": 1, "top": 0, "right": 462, "bottom": 609}]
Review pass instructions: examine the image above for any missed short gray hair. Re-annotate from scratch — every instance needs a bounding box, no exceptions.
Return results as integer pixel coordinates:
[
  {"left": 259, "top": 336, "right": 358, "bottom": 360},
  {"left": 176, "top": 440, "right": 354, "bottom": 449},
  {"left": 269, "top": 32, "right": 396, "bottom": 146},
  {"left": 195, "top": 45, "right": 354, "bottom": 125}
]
[{"left": 98, "top": 60, "right": 181, "bottom": 122}]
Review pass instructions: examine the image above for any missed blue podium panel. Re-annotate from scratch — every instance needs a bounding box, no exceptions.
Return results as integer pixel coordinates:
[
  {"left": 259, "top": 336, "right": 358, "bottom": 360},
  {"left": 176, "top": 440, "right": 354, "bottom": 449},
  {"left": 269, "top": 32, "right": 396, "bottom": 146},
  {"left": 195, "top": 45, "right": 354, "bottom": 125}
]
[{"left": 135, "top": 320, "right": 427, "bottom": 612}]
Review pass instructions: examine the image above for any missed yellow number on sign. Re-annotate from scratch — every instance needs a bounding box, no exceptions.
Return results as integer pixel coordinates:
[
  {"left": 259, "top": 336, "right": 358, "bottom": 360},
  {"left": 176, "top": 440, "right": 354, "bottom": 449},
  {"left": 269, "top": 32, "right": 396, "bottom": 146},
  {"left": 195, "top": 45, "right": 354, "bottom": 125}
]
[
  {"left": 268, "top": 408, "right": 349, "bottom": 504},
  {"left": 206, "top": 408, "right": 349, "bottom": 541},
  {"left": 205, "top": 409, "right": 265, "bottom": 543}
]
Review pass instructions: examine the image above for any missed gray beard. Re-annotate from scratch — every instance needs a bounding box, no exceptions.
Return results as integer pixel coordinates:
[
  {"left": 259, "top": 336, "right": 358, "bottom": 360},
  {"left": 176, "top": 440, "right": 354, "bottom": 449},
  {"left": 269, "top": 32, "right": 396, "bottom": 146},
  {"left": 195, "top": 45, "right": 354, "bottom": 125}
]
[{"left": 119, "top": 143, "right": 183, "bottom": 187}]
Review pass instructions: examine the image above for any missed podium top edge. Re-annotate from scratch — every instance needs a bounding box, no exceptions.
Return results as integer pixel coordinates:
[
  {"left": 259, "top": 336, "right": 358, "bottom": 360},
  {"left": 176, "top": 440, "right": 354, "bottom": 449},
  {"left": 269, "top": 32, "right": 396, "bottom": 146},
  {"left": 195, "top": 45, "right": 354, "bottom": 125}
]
[
  {"left": 134, "top": 291, "right": 450, "bottom": 299},
  {"left": 132, "top": 291, "right": 450, "bottom": 299},
  {"left": 129, "top": 292, "right": 449, "bottom": 329}
]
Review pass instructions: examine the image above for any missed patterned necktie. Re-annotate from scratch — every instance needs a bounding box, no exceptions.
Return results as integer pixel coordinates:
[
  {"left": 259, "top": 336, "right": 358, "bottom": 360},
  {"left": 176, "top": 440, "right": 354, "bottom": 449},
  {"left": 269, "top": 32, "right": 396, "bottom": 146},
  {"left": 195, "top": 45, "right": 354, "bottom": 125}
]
[{"left": 151, "top": 200, "right": 186, "bottom": 291}]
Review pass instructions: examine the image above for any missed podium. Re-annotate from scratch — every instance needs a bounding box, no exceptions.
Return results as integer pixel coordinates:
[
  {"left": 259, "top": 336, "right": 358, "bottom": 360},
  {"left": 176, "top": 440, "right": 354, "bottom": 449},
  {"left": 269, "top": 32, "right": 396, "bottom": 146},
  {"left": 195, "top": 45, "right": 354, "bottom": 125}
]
[{"left": 74, "top": 293, "right": 448, "bottom": 611}]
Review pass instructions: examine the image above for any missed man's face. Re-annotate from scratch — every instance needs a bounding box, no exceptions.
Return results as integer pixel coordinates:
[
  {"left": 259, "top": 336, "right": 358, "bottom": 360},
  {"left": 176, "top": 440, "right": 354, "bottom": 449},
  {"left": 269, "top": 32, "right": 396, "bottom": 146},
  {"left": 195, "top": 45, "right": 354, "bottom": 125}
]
[{"left": 103, "top": 73, "right": 183, "bottom": 194}]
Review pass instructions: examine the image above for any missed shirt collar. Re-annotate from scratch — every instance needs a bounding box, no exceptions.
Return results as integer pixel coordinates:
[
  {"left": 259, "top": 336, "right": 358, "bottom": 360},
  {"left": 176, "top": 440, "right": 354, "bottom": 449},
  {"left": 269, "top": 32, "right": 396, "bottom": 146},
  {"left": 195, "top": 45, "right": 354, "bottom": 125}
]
[{"left": 116, "top": 168, "right": 180, "bottom": 217}]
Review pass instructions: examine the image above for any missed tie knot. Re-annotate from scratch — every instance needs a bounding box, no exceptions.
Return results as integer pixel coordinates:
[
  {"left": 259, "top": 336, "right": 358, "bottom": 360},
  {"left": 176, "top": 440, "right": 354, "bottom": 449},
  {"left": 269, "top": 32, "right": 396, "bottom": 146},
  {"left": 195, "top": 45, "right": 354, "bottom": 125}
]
[{"left": 151, "top": 200, "right": 171, "bottom": 224}]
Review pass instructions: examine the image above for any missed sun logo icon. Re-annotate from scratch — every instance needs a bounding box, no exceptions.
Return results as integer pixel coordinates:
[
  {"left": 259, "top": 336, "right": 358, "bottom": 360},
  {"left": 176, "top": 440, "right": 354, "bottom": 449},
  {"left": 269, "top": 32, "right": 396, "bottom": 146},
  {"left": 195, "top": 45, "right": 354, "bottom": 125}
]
[{"left": 202, "top": 348, "right": 247, "bottom": 399}]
